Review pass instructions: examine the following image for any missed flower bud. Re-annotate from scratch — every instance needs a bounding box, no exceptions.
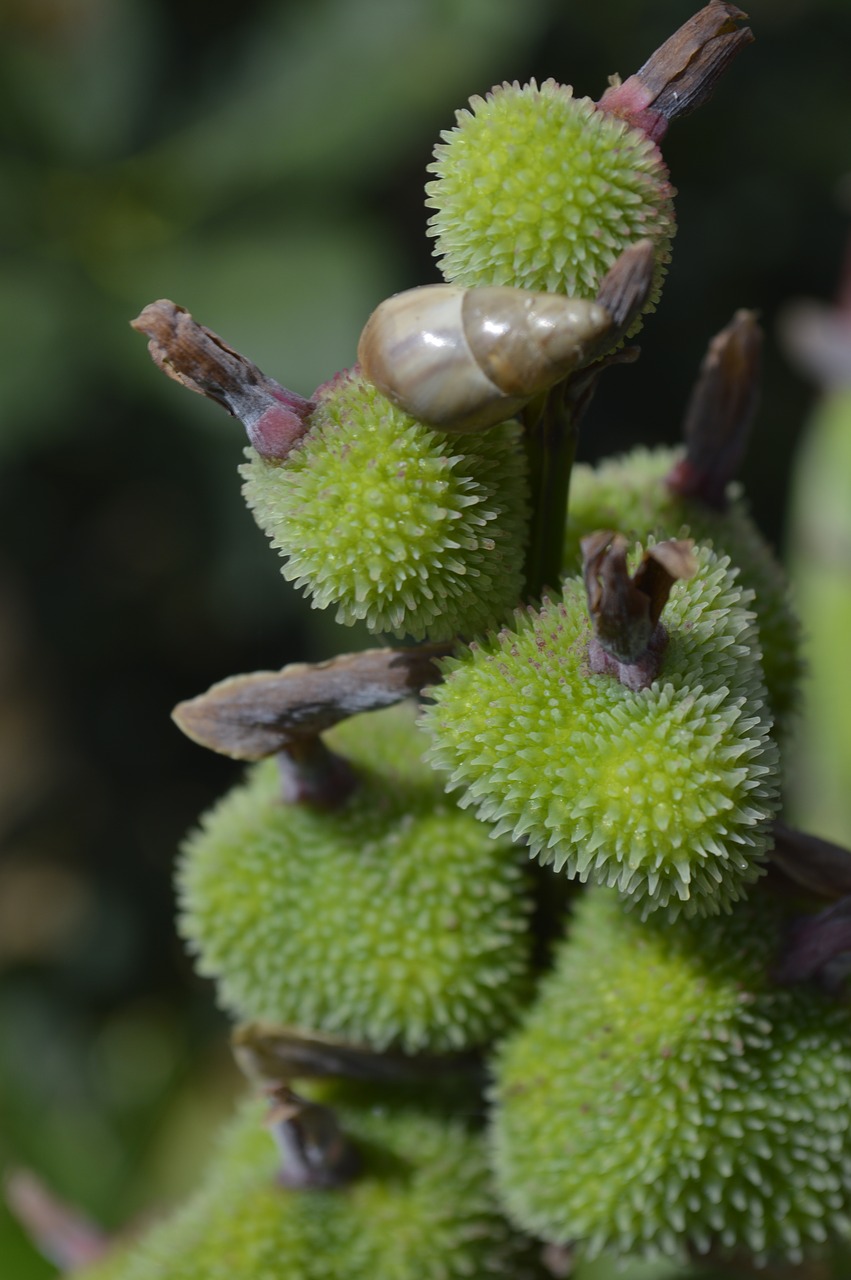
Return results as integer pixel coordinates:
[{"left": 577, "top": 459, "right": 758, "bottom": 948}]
[
  {"left": 564, "top": 446, "right": 804, "bottom": 736},
  {"left": 492, "top": 888, "right": 851, "bottom": 1267},
  {"left": 423, "top": 544, "right": 780, "bottom": 918},
  {"left": 240, "top": 370, "right": 529, "bottom": 640},
  {"left": 178, "top": 704, "right": 533, "bottom": 1053},
  {"left": 426, "top": 79, "right": 675, "bottom": 327},
  {"left": 77, "top": 1083, "right": 545, "bottom": 1280}
]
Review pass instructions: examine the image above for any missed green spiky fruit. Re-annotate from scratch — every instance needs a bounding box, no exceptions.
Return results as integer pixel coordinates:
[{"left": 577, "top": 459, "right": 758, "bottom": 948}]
[
  {"left": 240, "top": 370, "right": 529, "bottom": 641},
  {"left": 426, "top": 80, "right": 675, "bottom": 313},
  {"left": 178, "top": 704, "right": 533, "bottom": 1053},
  {"left": 491, "top": 889, "right": 851, "bottom": 1267},
  {"left": 422, "top": 545, "right": 780, "bottom": 917},
  {"left": 564, "top": 446, "right": 804, "bottom": 735},
  {"left": 81, "top": 1083, "right": 545, "bottom": 1280}
]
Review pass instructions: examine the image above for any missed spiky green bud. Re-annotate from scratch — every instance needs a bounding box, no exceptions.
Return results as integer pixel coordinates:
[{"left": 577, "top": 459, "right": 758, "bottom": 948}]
[
  {"left": 564, "top": 446, "right": 804, "bottom": 735},
  {"left": 426, "top": 80, "right": 675, "bottom": 316},
  {"left": 81, "top": 1083, "right": 545, "bottom": 1280},
  {"left": 422, "top": 545, "right": 780, "bottom": 917},
  {"left": 178, "top": 704, "right": 533, "bottom": 1053},
  {"left": 491, "top": 889, "right": 851, "bottom": 1267},
  {"left": 240, "top": 370, "right": 529, "bottom": 641}
]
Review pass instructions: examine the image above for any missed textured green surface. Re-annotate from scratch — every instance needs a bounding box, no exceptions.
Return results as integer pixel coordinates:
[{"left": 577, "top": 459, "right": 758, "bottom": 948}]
[
  {"left": 492, "top": 889, "right": 851, "bottom": 1266},
  {"left": 426, "top": 80, "right": 674, "bottom": 313},
  {"left": 788, "top": 390, "right": 851, "bottom": 846},
  {"left": 423, "top": 545, "right": 779, "bottom": 917},
  {"left": 80, "top": 1082, "right": 545, "bottom": 1280},
  {"left": 240, "top": 370, "right": 529, "bottom": 641},
  {"left": 563, "top": 446, "right": 804, "bottom": 737},
  {"left": 178, "top": 704, "right": 533, "bottom": 1053}
]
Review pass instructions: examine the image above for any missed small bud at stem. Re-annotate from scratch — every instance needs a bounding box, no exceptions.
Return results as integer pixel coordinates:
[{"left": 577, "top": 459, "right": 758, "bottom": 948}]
[
  {"left": 276, "top": 737, "right": 360, "bottom": 810},
  {"left": 265, "top": 1085, "right": 361, "bottom": 1190},
  {"left": 666, "top": 309, "right": 762, "bottom": 508},
  {"left": 593, "top": 240, "right": 656, "bottom": 343},
  {"left": 131, "top": 300, "right": 315, "bottom": 461},
  {"left": 582, "top": 533, "right": 697, "bottom": 686},
  {"left": 598, "top": 2, "right": 753, "bottom": 143}
]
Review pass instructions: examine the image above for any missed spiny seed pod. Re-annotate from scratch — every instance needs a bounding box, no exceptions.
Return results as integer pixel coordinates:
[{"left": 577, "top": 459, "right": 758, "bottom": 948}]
[
  {"left": 426, "top": 79, "right": 675, "bottom": 321},
  {"left": 178, "top": 704, "right": 533, "bottom": 1054},
  {"left": 79, "top": 1083, "right": 546, "bottom": 1280},
  {"left": 422, "top": 544, "right": 780, "bottom": 917},
  {"left": 564, "top": 446, "right": 804, "bottom": 736},
  {"left": 357, "top": 284, "right": 612, "bottom": 432},
  {"left": 491, "top": 888, "right": 851, "bottom": 1267},
  {"left": 240, "top": 369, "right": 529, "bottom": 641}
]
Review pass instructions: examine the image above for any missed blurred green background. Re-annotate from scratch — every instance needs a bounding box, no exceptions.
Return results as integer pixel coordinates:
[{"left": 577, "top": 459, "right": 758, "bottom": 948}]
[{"left": 2, "top": 0, "right": 851, "bottom": 1275}]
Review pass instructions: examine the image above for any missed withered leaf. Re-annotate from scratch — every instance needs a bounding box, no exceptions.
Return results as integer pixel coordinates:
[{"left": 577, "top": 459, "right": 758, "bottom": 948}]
[
  {"left": 582, "top": 532, "right": 696, "bottom": 665},
  {"left": 173, "top": 644, "right": 451, "bottom": 760},
  {"left": 266, "top": 1084, "right": 361, "bottom": 1190},
  {"left": 668, "top": 309, "right": 762, "bottom": 508},
  {"left": 131, "top": 300, "right": 314, "bottom": 460},
  {"left": 593, "top": 240, "right": 655, "bottom": 340},
  {"left": 599, "top": 2, "right": 753, "bottom": 140}
]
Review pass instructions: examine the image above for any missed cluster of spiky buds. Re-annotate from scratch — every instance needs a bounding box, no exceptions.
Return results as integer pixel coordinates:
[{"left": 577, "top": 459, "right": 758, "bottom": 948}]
[{"left": 66, "top": 10, "right": 851, "bottom": 1280}]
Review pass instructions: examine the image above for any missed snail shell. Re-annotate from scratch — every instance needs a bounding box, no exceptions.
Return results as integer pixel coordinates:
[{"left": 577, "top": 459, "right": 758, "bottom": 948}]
[{"left": 357, "top": 284, "right": 612, "bottom": 432}]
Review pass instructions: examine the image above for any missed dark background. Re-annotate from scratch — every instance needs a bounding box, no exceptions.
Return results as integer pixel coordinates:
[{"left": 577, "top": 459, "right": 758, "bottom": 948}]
[{"left": 1, "top": 1, "right": 850, "bottom": 1274}]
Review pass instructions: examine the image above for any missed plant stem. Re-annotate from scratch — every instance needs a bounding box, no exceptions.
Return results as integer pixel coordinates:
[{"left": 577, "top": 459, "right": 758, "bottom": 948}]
[
  {"left": 522, "top": 384, "right": 576, "bottom": 602},
  {"left": 518, "top": 237, "right": 655, "bottom": 601}
]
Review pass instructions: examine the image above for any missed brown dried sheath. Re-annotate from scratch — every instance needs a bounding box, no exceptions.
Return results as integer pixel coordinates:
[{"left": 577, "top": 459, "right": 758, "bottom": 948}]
[
  {"left": 598, "top": 2, "right": 753, "bottom": 141},
  {"left": 131, "top": 300, "right": 314, "bottom": 460},
  {"left": 233, "top": 1021, "right": 480, "bottom": 1087},
  {"left": 172, "top": 643, "right": 450, "bottom": 760}
]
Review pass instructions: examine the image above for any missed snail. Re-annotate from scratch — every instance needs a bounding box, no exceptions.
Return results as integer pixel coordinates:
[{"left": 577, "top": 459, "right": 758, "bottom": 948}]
[{"left": 357, "top": 283, "right": 613, "bottom": 433}]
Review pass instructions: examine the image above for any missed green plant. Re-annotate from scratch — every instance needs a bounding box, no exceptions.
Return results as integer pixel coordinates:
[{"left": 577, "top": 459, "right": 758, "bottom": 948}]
[
  {"left": 79, "top": 1084, "right": 543, "bottom": 1280},
  {"left": 14, "top": 5, "right": 851, "bottom": 1278},
  {"left": 177, "top": 703, "right": 534, "bottom": 1053},
  {"left": 240, "top": 372, "right": 531, "bottom": 638}
]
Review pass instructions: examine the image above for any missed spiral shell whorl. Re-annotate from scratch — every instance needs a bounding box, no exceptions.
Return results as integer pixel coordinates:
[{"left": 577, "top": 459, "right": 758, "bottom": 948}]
[{"left": 357, "top": 284, "right": 610, "bottom": 432}]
